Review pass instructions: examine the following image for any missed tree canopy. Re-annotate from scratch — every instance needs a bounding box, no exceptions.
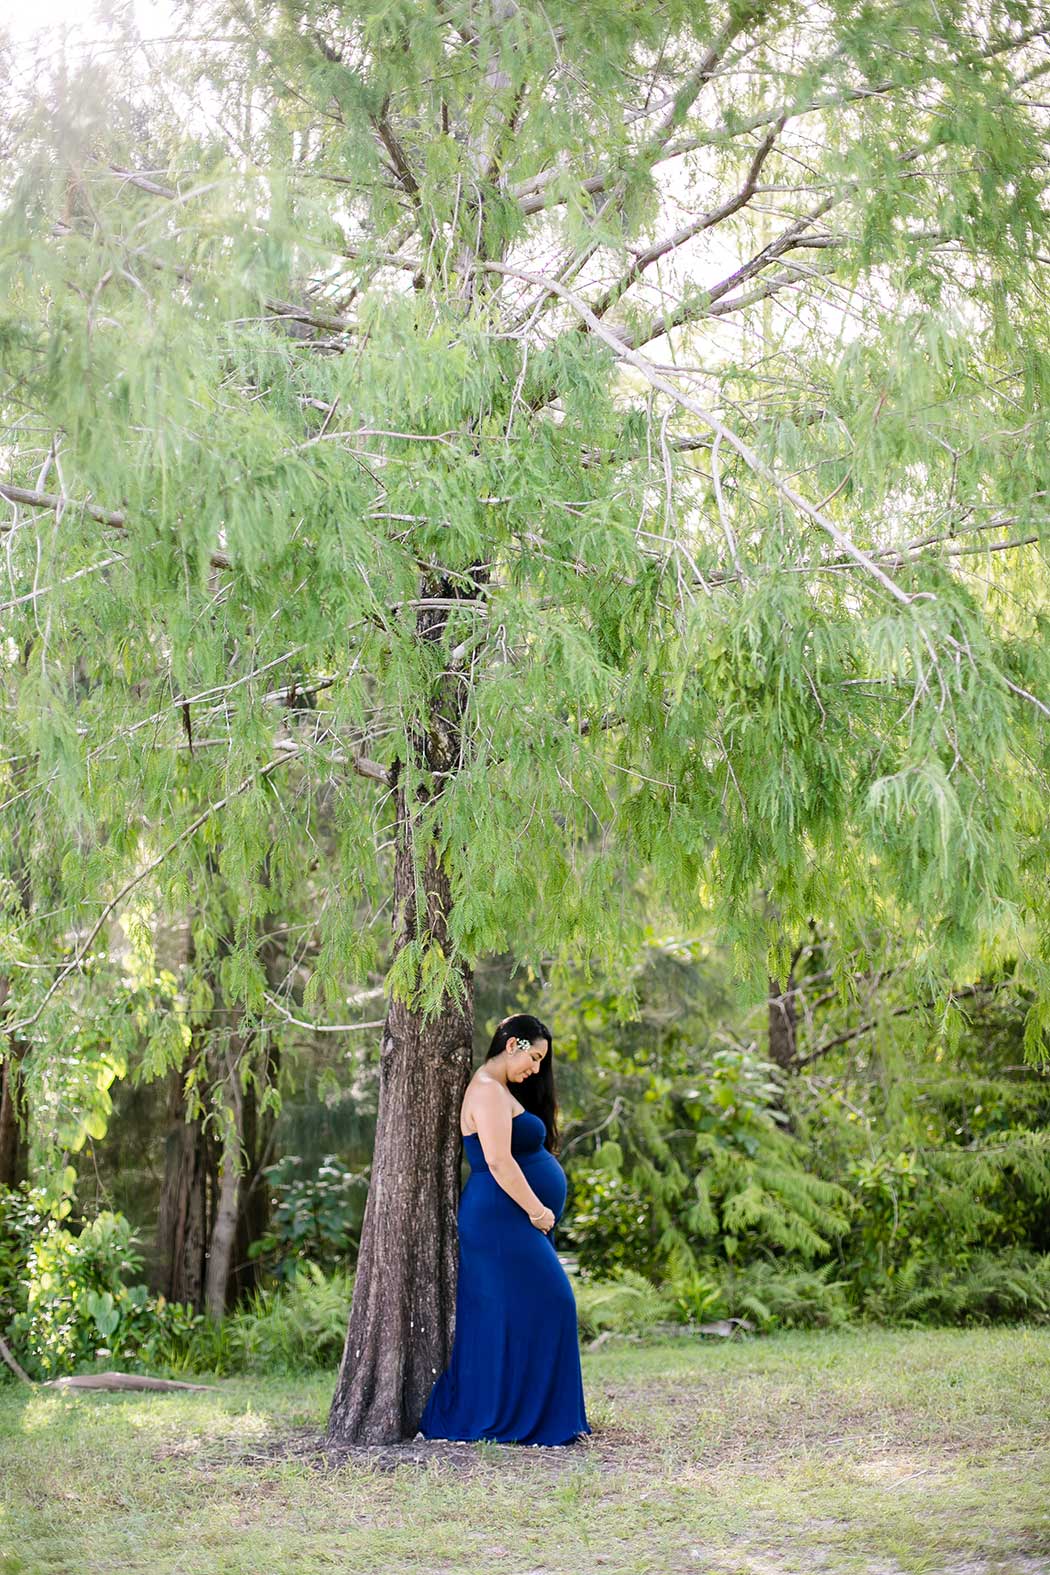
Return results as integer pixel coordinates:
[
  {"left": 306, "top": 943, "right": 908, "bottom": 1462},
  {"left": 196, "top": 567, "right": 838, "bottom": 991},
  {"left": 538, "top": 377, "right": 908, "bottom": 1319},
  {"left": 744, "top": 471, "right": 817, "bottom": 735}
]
[
  {"left": 3, "top": 5, "right": 1050, "bottom": 1041},
  {"left": 2, "top": 0, "right": 1050, "bottom": 1438}
]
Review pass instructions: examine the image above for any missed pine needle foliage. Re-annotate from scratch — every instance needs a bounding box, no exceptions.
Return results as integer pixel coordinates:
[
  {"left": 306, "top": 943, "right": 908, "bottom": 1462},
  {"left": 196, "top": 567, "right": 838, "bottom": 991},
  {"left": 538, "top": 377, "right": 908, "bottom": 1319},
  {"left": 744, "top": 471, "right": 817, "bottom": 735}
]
[
  {"left": 566, "top": 1045, "right": 852, "bottom": 1279},
  {"left": 0, "top": 2, "right": 1049, "bottom": 1058}
]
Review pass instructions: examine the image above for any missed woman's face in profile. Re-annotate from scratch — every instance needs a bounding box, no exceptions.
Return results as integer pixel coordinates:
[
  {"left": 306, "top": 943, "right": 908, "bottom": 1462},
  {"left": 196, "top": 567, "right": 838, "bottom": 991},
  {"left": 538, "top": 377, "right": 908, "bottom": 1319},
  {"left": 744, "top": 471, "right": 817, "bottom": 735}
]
[{"left": 508, "top": 1038, "right": 548, "bottom": 1081}]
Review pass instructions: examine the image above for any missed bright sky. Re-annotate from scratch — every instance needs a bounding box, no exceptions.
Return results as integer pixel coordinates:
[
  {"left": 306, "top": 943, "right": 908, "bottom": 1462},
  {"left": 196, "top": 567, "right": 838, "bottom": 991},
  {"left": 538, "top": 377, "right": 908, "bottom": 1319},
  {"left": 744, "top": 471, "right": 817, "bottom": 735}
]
[{"left": 0, "top": 0, "right": 170, "bottom": 43}]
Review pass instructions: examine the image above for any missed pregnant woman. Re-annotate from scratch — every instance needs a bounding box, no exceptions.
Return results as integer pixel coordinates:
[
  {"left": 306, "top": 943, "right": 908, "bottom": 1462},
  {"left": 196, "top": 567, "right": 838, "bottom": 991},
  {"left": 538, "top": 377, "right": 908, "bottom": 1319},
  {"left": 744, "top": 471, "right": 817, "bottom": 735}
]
[{"left": 418, "top": 1013, "right": 591, "bottom": 1447}]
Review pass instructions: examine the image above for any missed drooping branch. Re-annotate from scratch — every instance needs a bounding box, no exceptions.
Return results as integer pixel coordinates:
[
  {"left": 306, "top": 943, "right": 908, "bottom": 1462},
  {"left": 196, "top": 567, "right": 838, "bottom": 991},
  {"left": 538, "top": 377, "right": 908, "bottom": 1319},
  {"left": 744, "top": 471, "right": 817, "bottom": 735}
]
[
  {"left": 57, "top": 178, "right": 359, "bottom": 339},
  {"left": 479, "top": 261, "right": 919, "bottom": 607},
  {"left": 2, "top": 742, "right": 394, "bottom": 1037}
]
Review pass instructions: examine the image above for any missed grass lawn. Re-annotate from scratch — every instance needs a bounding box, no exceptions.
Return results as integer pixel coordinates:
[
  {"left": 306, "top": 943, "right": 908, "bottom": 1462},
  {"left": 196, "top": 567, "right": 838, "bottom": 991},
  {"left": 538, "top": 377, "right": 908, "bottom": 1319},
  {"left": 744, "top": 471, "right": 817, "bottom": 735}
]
[{"left": 1, "top": 1325, "right": 1048, "bottom": 1575}]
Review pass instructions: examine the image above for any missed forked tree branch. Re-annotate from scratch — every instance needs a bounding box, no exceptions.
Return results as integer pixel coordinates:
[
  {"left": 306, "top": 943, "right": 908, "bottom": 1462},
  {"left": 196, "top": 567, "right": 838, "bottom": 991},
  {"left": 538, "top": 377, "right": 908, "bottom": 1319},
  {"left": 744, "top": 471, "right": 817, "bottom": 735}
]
[
  {"left": 586, "top": 115, "right": 787, "bottom": 323},
  {"left": 479, "top": 260, "right": 919, "bottom": 607}
]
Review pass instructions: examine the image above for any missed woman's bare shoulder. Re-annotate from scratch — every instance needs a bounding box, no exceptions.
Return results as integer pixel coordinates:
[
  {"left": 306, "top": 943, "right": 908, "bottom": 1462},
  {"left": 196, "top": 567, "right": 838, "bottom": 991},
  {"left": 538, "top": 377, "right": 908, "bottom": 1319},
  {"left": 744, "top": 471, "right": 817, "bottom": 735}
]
[{"left": 460, "top": 1074, "right": 522, "bottom": 1135}]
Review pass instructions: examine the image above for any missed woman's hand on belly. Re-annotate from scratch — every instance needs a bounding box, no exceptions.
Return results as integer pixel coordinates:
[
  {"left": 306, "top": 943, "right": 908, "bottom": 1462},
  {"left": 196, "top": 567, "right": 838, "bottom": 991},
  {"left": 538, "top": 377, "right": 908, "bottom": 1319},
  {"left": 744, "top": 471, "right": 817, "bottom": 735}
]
[{"left": 520, "top": 1152, "right": 568, "bottom": 1221}]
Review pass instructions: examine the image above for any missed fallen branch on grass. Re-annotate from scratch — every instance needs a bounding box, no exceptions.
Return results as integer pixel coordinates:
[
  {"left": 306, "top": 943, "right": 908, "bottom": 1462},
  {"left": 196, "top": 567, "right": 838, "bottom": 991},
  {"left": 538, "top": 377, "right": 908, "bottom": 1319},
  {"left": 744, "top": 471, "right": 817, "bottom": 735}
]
[{"left": 0, "top": 1334, "right": 216, "bottom": 1392}]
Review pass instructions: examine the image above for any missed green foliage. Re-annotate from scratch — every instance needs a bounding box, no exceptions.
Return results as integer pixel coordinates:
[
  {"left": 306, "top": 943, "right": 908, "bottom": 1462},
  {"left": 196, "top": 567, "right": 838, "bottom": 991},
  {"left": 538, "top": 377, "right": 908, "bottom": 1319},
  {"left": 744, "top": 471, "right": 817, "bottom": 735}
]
[
  {"left": 1, "top": 0, "right": 1050, "bottom": 1374},
  {"left": 249, "top": 1154, "right": 368, "bottom": 1278},
  {"left": 865, "top": 1250, "right": 1050, "bottom": 1328},
  {"left": 4, "top": 1198, "right": 200, "bottom": 1380},
  {"left": 161, "top": 1263, "right": 355, "bottom": 1376},
  {"left": 722, "top": 1261, "right": 854, "bottom": 1332},
  {"left": 571, "top": 1268, "right": 678, "bottom": 1342},
  {"left": 221, "top": 1262, "right": 354, "bottom": 1375},
  {"left": 565, "top": 1148, "right": 655, "bottom": 1278},
  {"left": 565, "top": 1044, "right": 851, "bottom": 1279},
  {"left": 0, "top": 1183, "right": 47, "bottom": 1337},
  {"left": 569, "top": 1259, "right": 853, "bottom": 1341},
  {"left": 792, "top": 978, "right": 1050, "bottom": 1313},
  {"left": 546, "top": 938, "right": 1050, "bottom": 1331},
  {"left": 0, "top": 0, "right": 1048, "bottom": 1069}
]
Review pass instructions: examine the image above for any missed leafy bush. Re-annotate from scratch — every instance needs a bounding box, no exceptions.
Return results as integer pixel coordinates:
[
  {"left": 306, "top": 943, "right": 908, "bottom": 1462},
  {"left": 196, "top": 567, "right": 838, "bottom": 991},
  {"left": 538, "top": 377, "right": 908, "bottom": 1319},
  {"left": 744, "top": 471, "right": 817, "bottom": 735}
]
[
  {"left": 163, "top": 1262, "right": 355, "bottom": 1375},
  {"left": 572, "top": 1260, "right": 854, "bottom": 1342},
  {"left": 863, "top": 1249, "right": 1050, "bottom": 1326},
  {"left": 229, "top": 1261, "right": 353, "bottom": 1372},
  {"left": 564, "top": 1047, "right": 852, "bottom": 1282},
  {"left": 249, "top": 1154, "right": 367, "bottom": 1279},
  {"left": 572, "top": 1268, "right": 678, "bottom": 1342},
  {"left": 566, "top": 1155, "right": 657, "bottom": 1278},
  {"left": 6, "top": 1201, "right": 201, "bottom": 1380},
  {"left": 0, "top": 1183, "right": 47, "bottom": 1338},
  {"left": 721, "top": 1261, "right": 853, "bottom": 1331}
]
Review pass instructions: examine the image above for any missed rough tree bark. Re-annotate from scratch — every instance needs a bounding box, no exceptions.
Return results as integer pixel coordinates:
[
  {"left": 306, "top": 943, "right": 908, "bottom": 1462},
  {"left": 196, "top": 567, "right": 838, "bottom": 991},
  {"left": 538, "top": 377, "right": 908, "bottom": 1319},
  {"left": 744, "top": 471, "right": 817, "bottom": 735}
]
[
  {"left": 151, "top": 1031, "right": 211, "bottom": 1309},
  {"left": 768, "top": 970, "right": 799, "bottom": 1072},
  {"left": 0, "top": 1035, "right": 28, "bottom": 1187},
  {"left": 327, "top": 588, "right": 477, "bottom": 1445},
  {"left": 204, "top": 1034, "right": 246, "bottom": 1320},
  {"left": 326, "top": 781, "right": 474, "bottom": 1443}
]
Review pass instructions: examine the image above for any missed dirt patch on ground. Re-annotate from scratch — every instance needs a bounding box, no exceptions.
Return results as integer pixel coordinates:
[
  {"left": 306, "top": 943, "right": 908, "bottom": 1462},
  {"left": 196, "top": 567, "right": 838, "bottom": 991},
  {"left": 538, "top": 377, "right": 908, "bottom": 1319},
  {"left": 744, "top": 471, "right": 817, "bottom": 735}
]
[{"left": 153, "top": 1421, "right": 610, "bottom": 1476}]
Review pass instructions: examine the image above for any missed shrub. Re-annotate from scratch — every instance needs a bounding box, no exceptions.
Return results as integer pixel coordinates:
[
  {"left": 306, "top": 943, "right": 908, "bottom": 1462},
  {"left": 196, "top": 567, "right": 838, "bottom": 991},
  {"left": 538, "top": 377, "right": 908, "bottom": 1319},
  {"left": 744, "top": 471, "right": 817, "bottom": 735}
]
[
  {"left": 172, "top": 1262, "right": 355, "bottom": 1375},
  {"left": 249, "top": 1155, "right": 367, "bottom": 1279},
  {"left": 865, "top": 1249, "right": 1050, "bottom": 1326},
  {"left": 572, "top": 1268, "right": 678, "bottom": 1342},
  {"left": 566, "top": 1155, "right": 658, "bottom": 1279},
  {"left": 563, "top": 1048, "right": 852, "bottom": 1283},
  {"left": 6, "top": 1202, "right": 201, "bottom": 1379},
  {"left": 0, "top": 1183, "right": 47, "bottom": 1340},
  {"left": 721, "top": 1260, "right": 853, "bottom": 1331}
]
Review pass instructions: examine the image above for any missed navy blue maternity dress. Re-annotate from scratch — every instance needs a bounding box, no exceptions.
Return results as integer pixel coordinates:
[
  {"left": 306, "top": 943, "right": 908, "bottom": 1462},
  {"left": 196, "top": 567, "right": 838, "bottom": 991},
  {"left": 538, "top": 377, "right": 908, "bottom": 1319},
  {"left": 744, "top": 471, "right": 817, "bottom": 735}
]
[{"left": 418, "top": 1109, "right": 591, "bottom": 1446}]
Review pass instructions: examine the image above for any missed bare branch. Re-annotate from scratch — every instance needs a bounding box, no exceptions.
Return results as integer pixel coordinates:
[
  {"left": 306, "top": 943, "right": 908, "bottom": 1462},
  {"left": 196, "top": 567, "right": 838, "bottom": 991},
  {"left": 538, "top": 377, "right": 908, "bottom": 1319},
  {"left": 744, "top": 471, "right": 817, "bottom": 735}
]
[
  {"left": 587, "top": 116, "right": 786, "bottom": 322},
  {"left": 479, "top": 261, "right": 919, "bottom": 607},
  {"left": 371, "top": 100, "right": 422, "bottom": 201},
  {"left": 0, "top": 480, "right": 233, "bottom": 571},
  {"left": 624, "top": 191, "right": 841, "bottom": 350},
  {"left": 795, "top": 981, "right": 1005, "bottom": 1068}
]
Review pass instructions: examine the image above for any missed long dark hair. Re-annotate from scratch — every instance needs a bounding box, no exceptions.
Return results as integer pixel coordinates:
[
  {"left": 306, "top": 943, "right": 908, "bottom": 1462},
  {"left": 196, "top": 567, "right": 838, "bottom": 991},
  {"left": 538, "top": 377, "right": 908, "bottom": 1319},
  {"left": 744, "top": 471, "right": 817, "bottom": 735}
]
[{"left": 485, "top": 1013, "right": 559, "bottom": 1155}]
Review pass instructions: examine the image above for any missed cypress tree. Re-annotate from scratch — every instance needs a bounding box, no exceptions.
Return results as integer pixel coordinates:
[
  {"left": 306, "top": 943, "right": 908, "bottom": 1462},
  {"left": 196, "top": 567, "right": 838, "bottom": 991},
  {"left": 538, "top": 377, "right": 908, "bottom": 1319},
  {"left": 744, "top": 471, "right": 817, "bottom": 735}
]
[{"left": 1, "top": 4, "right": 1048, "bottom": 1440}]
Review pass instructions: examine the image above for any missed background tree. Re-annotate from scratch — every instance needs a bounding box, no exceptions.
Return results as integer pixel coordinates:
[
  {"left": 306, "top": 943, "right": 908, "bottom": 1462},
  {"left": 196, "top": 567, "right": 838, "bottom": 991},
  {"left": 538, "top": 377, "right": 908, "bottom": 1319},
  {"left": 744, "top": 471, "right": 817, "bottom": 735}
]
[{"left": 1, "top": 2, "right": 1049, "bottom": 1441}]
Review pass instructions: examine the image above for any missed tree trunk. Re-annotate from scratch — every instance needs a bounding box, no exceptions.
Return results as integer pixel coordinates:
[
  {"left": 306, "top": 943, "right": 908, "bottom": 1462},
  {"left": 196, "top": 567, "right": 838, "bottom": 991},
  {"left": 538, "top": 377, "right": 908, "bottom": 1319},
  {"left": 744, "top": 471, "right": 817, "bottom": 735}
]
[
  {"left": 230, "top": 909, "right": 284, "bottom": 1301},
  {"left": 153, "top": 875, "right": 282, "bottom": 1312},
  {"left": 230, "top": 1052, "right": 278, "bottom": 1302},
  {"left": 204, "top": 1030, "right": 249, "bottom": 1320},
  {"left": 152, "top": 913, "right": 213, "bottom": 1310},
  {"left": 327, "top": 775, "right": 474, "bottom": 1444},
  {"left": 768, "top": 971, "right": 798, "bottom": 1071},
  {"left": 151, "top": 1041, "right": 211, "bottom": 1309},
  {"left": 0, "top": 978, "right": 29, "bottom": 1188},
  {"left": 0, "top": 1048, "right": 28, "bottom": 1188}
]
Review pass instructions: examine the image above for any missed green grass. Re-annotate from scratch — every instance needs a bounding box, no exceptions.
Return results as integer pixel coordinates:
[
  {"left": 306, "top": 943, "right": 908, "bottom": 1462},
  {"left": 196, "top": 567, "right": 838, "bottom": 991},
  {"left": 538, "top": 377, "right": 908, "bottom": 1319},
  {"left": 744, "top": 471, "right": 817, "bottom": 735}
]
[{"left": 1, "top": 1326, "right": 1048, "bottom": 1574}]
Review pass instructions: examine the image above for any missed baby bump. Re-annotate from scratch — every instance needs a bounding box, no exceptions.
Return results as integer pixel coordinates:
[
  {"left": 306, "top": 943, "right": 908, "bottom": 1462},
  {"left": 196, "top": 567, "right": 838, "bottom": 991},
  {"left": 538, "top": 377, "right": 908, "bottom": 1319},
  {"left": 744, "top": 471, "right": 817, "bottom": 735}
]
[
  {"left": 459, "top": 1152, "right": 568, "bottom": 1243},
  {"left": 518, "top": 1149, "right": 568, "bottom": 1220}
]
